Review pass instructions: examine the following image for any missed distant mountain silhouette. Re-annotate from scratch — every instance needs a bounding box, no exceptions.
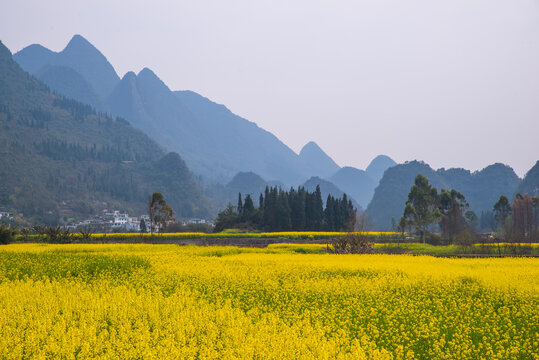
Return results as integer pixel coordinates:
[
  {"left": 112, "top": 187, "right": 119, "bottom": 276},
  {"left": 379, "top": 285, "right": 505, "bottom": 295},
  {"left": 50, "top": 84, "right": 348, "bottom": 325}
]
[
  {"left": 12, "top": 35, "right": 346, "bottom": 185},
  {"left": 203, "top": 171, "right": 269, "bottom": 210},
  {"left": 366, "top": 160, "right": 521, "bottom": 230},
  {"left": 365, "top": 155, "right": 397, "bottom": 183},
  {"left": 302, "top": 177, "right": 360, "bottom": 210},
  {"left": 35, "top": 65, "right": 104, "bottom": 110},
  {"left": 226, "top": 172, "right": 268, "bottom": 197},
  {"left": 329, "top": 167, "right": 376, "bottom": 209},
  {"left": 0, "top": 40, "right": 210, "bottom": 223},
  {"left": 173, "top": 90, "right": 310, "bottom": 184},
  {"left": 326, "top": 155, "right": 396, "bottom": 209},
  {"left": 517, "top": 161, "right": 539, "bottom": 197},
  {"left": 14, "top": 34, "right": 119, "bottom": 100},
  {"left": 298, "top": 141, "right": 340, "bottom": 178}
]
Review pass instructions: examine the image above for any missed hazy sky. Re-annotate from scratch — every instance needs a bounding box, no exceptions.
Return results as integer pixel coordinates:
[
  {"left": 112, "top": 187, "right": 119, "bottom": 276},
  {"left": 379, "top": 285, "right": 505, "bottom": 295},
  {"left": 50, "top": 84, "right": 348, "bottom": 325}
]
[{"left": 1, "top": 0, "right": 538, "bottom": 176}]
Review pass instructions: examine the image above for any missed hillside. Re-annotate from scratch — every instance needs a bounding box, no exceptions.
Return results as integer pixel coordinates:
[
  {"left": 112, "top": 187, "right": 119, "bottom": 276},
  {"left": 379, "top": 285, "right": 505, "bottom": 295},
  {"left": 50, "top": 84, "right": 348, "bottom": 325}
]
[
  {"left": 13, "top": 36, "right": 320, "bottom": 185},
  {"left": 365, "top": 155, "right": 397, "bottom": 183},
  {"left": 365, "top": 161, "right": 521, "bottom": 230},
  {"left": 517, "top": 161, "right": 539, "bottom": 196},
  {"left": 302, "top": 177, "right": 360, "bottom": 210},
  {"left": 329, "top": 167, "right": 376, "bottom": 209},
  {"left": 0, "top": 40, "right": 210, "bottom": 223},
  {"left": 203, "top": 171, "right": 270, "bottom": 211},
  {"left": 35, "top": 65, "right": 104, "bottom": 110}
]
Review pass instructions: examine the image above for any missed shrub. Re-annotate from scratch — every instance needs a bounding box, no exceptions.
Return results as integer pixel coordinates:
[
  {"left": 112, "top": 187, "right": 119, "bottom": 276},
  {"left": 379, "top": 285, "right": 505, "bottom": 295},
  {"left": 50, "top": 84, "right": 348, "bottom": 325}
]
[
  {"left": 0, "top": 225, "right": 16, "bottom": 245},
  {"left": 328, "top": 233, "right": 374, "bottom": 254}
]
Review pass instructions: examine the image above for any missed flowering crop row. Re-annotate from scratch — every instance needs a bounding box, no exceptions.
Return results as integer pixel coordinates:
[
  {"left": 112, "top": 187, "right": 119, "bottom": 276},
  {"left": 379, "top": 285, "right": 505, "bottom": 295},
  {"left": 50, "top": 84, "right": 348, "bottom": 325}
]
[
  {"left": 18, "top": 231, "right": 404, "bottom": 242},
  {"left": 0, "top": 244, "right": 536, "bottom": 359}
]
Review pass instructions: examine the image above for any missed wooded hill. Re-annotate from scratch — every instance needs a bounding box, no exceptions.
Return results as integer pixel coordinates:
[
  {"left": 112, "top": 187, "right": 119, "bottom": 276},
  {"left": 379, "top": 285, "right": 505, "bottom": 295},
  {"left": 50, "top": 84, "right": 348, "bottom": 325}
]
[
  {"left": 366, "top": 161, "right": 521, "bottom": 230},
  {"left": 0, "top": 41, "right": 211, "bottom": 224}
]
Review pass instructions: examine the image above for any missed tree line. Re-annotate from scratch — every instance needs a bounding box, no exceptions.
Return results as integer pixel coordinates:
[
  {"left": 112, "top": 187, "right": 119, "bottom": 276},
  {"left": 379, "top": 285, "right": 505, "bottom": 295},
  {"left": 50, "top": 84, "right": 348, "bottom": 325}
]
[
  {"left": 399, "top": 174, "right": 539, "bottom": 243},
  {"left": 214, "top": 185, "right": 356, "bottom": 232}
]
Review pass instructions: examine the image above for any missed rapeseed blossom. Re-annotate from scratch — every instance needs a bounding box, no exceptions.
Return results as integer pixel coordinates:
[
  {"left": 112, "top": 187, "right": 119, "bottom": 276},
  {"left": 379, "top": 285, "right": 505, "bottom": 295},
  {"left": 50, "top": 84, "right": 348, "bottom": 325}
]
[{"left": 0, "top": 244, "right": 536, "bottom": 359}]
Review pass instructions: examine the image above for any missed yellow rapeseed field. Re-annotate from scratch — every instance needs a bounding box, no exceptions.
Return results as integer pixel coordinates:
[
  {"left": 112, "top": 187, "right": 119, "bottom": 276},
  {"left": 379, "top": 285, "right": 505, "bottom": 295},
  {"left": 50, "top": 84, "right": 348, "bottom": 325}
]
[
  {"left": 0, "top": 244, "right": 537, "bottom": 359},
  {"left": 20, "top": 231, "right": 401, "bottom": 242}
]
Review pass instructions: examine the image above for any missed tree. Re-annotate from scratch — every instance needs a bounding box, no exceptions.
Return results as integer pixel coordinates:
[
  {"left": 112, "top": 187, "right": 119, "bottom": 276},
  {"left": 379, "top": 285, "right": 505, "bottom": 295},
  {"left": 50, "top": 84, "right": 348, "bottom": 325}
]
[
  {"left": 148, "top": 192, "right": 175, "bottom": 235},
  {"left": 0, "top": 225, "right": 16, "bottom": 245},
  {"left": 438, "top": 189, "right": 468, "bottom": 242},
  {"left": 479, "top": 211, "right": 496, "bottom": 232},
  {"left": 512, "top": 193, "right": 535, "bottom": 241},
  {"left": 242, "top": 194, "right": 255, "bottom": 221},
  {"left": 493, "top": 195, "right": 511, "bottom": 228},
  {"left": 237, "top": 193, "right": 243, "bottom": 216},
  {"left": 309, "top": 185, "right": 324, "bottom": 231},
  {"left": 139, "top": 218, "right": 147, "bottom": 233},
  {"left": 399, "top": 174, "right": 440, "bottom": 243},
  {"left": 214, "top": 203, "right": 238, "bottom": 232},
  {"left": 464, "top": 211, "right": 478, "bottom": 231}
]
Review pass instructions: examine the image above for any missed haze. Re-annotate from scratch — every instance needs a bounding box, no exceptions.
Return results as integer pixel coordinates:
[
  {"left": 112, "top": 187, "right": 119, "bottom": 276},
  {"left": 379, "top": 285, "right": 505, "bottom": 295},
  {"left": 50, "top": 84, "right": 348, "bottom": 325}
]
[{"left": 1, "top": 0, "right": 538, "bottom": 176}]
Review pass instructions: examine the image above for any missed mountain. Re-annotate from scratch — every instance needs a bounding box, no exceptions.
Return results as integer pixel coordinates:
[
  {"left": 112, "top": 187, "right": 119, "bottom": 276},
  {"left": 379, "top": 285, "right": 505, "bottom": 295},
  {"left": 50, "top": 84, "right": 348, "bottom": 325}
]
[
  {"left": 172, "top": 90, "right": 313, "bottom": 184},
  {"left": 109, "top": 70, "right": 311, "bottom": 183},
  {"left": 517, "top": 161, "right": 539, "bottom": 196},
  {"left": 329, "top": 167, "right": 376, "bottom": 209},
  {"left": 365, "top": 155, "right": 397, "bottom": 183},
  {"left": 14, "top": 34, "right": 119, "bottom": 103},
  {"left": 35, "top": 65, "right": 104, "bottom": 110},
  {"left": 302, "top": 177, "right": 360, "bottom": 210},
  {"left": 203, "top": 171, "right": 269, "bottom": 211},
  {"left": 14, "top": 35, "right": 346, "bottom": 185},
  {"left": 226, "top": 172, "right": 268, "bottom": 197},
  {"left": 365, "top": 160, "right": 521, "bottom": 230},
  {"left": 298, "top": 141, "right": 340, "bottom": 178},
  {"left": 0, "top": 40, "right": 210, "bottom": 224}
]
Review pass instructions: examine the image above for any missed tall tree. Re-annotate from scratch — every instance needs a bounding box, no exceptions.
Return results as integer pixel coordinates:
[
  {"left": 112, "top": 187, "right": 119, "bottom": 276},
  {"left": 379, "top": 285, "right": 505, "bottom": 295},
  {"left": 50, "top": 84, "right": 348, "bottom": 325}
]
[
  {"left": 493, "top": 195, "right": 512, "bottom": 228},
  {"left": 237, "top": 193, "right": 243, "bottom": 216},
  {"left": 148, "top": 192, "right": 175, "bottom": 235},
  {"left": 512, "top": 193, "right": 534, "bottom": 241},
  {"left": 438, "top": 189, "right": 468, "bottom": 241},
  {"left": 242, "top": 194, "right": 255, "bottom": 221},
  {"left": 139, "top": 218, "right": 147, "bottom": 233},
  {"left": 311, "top": 185, "right": 324, "bottom": 230},
  {"left": 400, "top": 174, "right": 440, "bottom": 242}
]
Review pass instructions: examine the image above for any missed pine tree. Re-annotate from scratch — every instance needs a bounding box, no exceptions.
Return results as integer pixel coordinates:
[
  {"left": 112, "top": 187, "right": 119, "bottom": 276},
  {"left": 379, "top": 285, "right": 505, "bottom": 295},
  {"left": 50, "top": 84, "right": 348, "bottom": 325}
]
[{"left": 237, "top": 193, "right": 243, "bottom": 215}]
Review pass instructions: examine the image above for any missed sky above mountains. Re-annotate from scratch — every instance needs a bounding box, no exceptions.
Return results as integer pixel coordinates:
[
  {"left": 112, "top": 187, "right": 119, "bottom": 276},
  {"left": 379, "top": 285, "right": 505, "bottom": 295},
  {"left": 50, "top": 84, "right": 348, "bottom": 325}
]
[{"left": 1, "top": 0, "right": 538, "bottom": 176}]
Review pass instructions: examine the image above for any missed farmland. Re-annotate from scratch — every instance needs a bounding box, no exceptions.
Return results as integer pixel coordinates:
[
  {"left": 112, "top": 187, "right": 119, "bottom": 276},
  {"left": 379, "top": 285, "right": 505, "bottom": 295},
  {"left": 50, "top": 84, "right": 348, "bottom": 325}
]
[{"left": 0, "top": 243, "right": 537, "bottom": 359}]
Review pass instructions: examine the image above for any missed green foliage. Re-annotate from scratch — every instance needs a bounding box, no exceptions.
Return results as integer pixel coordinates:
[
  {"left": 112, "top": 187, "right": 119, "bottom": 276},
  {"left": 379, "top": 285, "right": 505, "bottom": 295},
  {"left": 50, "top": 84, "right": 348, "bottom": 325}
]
[
  {"left": 400, "top": 174, "right": 480, "bottom": 244},
  {"left": 215, "top": 186, "right": 356, "bottom": 232},
  {"left": 367, "top": 161, "right": 520, "bottom": 230},
  {"left": 0, "top": 225, "right": 16, "bottom": 245},
  {"left": 400, "top": 174, "right": 440, "bottom": 242},
  {"left": 0, "top": 41, "right": 211, "bottom": 223},
  {"left": 493, "top": 195, "right": 512, "bottom": 228},
  {"left": 139, "top": 218, "right": 147, "bottom": 233},
  {"left": 148, "top": 192, "right": 175, "bottom": 234},
  {"left": 438, "top": 189, "right": 469, "bottom": 242},
  {"left": 517, "top": 161, "right": 539, "bottom": 197}
]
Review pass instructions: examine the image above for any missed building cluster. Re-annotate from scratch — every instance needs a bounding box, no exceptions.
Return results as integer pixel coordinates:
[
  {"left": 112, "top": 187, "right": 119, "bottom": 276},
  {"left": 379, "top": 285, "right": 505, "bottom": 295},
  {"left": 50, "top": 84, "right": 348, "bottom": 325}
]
[
  {"left": 68, "top": 210, "right": 147, "bottom": 232},
  {"left": 67, "top": 210, "right": 211, "bottom": 232},
  {"left": 0, "top": 211, "right": 14, "bottom": 221}
]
